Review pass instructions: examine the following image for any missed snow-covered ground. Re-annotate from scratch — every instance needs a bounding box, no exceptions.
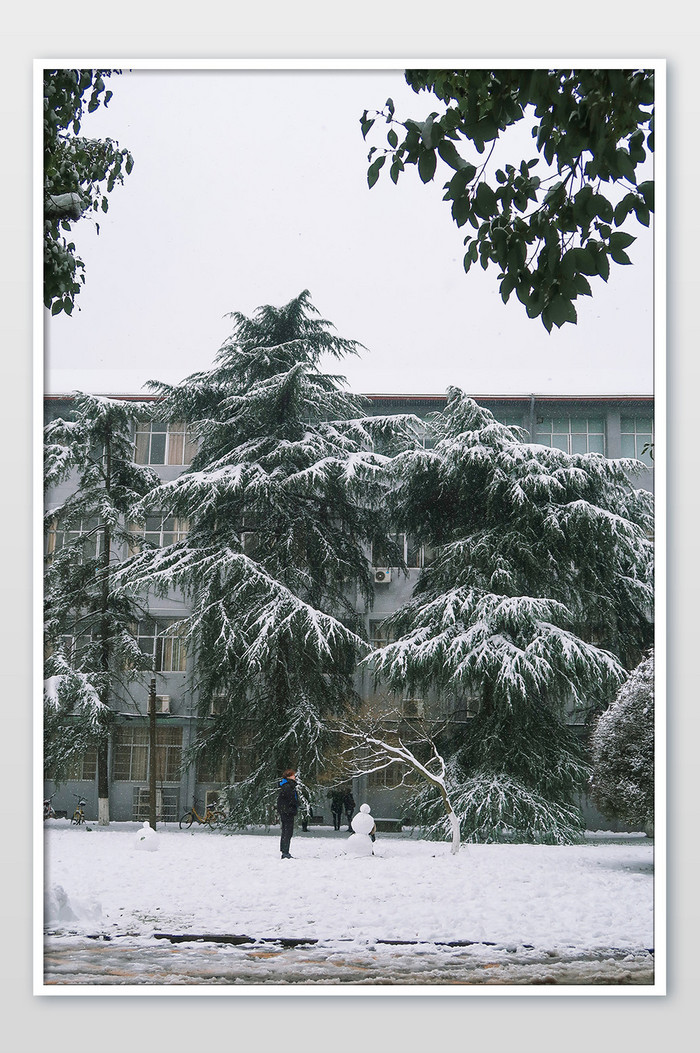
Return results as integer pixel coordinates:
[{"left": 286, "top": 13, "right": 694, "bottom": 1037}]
[{"left": 41, "top": 821, "right": 657, "bottom": 990}]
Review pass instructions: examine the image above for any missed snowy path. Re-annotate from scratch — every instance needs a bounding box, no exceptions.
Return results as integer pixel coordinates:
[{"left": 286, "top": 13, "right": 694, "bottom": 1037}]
[
  {"left": 43, "top": 934, "right": 654, "bottom": 986},
  {"left": 42, "top": 823, "right": 656, "bottom": 988}
]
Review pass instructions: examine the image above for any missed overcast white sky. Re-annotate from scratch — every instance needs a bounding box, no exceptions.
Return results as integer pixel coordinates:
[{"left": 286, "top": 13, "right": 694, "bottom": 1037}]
[{"left": 44, "top": 63, "right": 656, "bottom": 398}]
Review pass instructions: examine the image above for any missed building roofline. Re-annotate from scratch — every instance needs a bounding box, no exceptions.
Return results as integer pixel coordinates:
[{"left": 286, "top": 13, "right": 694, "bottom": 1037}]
[{"left": 44, "top": 392, "right": 655, "bottom": 403}]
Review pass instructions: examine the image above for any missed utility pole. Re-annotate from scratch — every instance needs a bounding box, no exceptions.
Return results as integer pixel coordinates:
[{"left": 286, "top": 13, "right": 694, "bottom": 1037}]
[{"left": 148, "top": 676, "right": 157, "bottom": 830}]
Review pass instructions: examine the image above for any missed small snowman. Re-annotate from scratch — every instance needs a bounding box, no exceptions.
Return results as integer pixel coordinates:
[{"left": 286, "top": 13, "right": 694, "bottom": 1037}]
[
  {"left": 347, "top": 803, "right": 376, "bottom": 856},
  {"left": 134, "top": 821, "right": 159, "bottom": 852}
]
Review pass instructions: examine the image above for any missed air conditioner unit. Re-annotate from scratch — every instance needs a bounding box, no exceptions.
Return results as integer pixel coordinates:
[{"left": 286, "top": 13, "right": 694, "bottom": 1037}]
[
  {"left": 373, "top": 567, "right": 392, "bottom": 583},
  {"left": 403, "top": 698, "right": 425, "bottom": 718},
  {"left": 156, "top": 694, "right": 170, "bottom": 714}
]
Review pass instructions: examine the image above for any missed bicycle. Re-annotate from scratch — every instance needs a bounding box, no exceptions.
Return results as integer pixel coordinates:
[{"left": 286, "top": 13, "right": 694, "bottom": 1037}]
[
  {"left": 179, "top": 800, "right": 225, "bottom": 830},
  {"left": 44, "top": 792, "right": 57, "bottom": 819},
  {"left": 71, "top": 794, "right": 87, "bottom": 825}
]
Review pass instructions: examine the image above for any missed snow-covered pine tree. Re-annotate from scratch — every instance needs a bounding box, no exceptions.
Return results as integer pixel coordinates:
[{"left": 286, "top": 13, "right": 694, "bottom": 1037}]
[
  {"left": 370, "top": 389, "right": 654, "bottom": 843},
  {"left": 590, "top": 651, "right": 655, "bottom": 831},
  {"left": 44, "top": 393, "right": 160, "bottom": 824},
  {"left": 123, "top": 291, "right": 419, "bottom": 815}
]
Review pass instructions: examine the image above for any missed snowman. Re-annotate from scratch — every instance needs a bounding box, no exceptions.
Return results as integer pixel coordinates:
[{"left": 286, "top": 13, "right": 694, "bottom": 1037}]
[
  {"left": 134, "top": 821, "right": 159, "bottom": 852},
  {"left": 347, "top": 803, "right": 376, "bottom": 856}
]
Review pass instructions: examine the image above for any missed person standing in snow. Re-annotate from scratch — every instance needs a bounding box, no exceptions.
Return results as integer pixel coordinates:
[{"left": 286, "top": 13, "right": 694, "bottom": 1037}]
[
  {"left": 342, "top": 788, "right": 356, "bottom": 831},
  {"left": 329, "top": 789, "right": 344, "bottom": 831},
  {"left": 277, "top": 769, "right": 299, "bottom": 859}
]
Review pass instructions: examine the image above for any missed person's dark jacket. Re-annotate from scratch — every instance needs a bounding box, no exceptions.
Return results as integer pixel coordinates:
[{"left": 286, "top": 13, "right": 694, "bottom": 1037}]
[{"left": 277, "top": 779, "right": 298, "bottom": 817}]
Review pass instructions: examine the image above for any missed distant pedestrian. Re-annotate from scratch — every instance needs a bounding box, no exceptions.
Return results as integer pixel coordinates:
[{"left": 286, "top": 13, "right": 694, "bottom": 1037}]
[
  {"left": 277, "top": 769, "right": 298, "bottom": 859},
  {"left": 329, "top": 790, "right": 344, "bottom": 831},
  {"left": 342, "top": 789, "right": 356, "bottom": 831}
]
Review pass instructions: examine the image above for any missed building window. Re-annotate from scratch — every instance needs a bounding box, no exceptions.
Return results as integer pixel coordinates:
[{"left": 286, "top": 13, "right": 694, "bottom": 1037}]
[
  {"left": 494, "top": 412, "right": 525, "bottom": 431},
  {"left": 113, "top": 727, "right": 148, "bottom": 781},
  {"left": 367, "top": 763, "right": 403, "bottom": 789},
  {"left": 133, "top": 421, "right": 198, "bottom": 466},
  {"left": 132, "top": 786, "right": 179, "bottom": 823},
  {"left": 621, "top": 415, "right": 653, "bottom": 466},
  {"left": 371, "top": 533, "right": 432, "bottom": 569},
  {"left": 415, "top": 420, "right": 437, "bottom": 450},
  {"left": 369, "top": 619, "right": 393, "bottom": 649},
  {"left": 129, "top": 515, "right": 189, "bottom": 553},
  {"left": 113, "top": 725, "right": 183, "bottom": 782},
  {"left": 155, "top": 726, "right": 184, "bottom": 782},
  {"left": 534, "top": 416, "right": 605, "bottom": 455},
  {"left": 45, "top": 516, "right": 105, "bottom": 562},
  {"left": 56, "top": 747, "right": 97, "bottom": 782},
  {"left": 197, "top": 752, "right": 229, "bottom": 784},
  {"left": 136, "top": 618, "right": 187, "bottom": 672},
  {"left": 45, "top": 632, "right": 94, "bottom": 665}
]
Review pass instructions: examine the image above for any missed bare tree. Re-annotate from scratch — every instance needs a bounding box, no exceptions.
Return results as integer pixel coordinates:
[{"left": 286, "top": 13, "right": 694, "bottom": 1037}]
[{"left": 336, "top": 708, "right": 462, "bottom": 855}]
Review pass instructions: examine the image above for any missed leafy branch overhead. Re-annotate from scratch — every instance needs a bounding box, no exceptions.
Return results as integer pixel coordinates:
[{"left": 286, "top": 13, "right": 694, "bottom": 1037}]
[
  {"left": 44, "top": 69, "right": 134, "bottom": 316},
  {"left": 362, "top": 69, "right": 654, "bottom": 332}
]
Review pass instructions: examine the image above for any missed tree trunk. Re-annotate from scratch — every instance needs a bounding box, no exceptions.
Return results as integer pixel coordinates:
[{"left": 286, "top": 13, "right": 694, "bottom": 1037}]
[
  {"left": 97, "top": 737, "right": 110, "bottom": 826},
  {"left": 97, "top": 441, "right": 113, "bottom": 825},
  {"left": 448, "top": 807, "right": 461, "bottom": 855},
  {"left": 434, "top": 777, "right": 461, "bottom": 854},
  {"left": 148, "top": 678, "right": 158, "bottom": 830}
]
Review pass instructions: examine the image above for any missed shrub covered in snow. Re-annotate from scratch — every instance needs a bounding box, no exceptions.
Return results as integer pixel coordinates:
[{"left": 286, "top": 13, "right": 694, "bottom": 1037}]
[
  {"left": 407, "top": 758, "right": 587, "bottom": 845},
  {"left": 590, "top": 652, "right": 654, "bottom": 829}
]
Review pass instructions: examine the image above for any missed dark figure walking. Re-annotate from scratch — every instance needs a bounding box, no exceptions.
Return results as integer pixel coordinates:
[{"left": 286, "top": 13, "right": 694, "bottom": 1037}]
[
  {"left": 342, "top": 789, "right": 356, "bottom": 831},
  {"left": 277, "top": 769, "right": 298, "bottom": 859},
  {"left": 329, "top": 790, "right": 344, "bottom": 831}
]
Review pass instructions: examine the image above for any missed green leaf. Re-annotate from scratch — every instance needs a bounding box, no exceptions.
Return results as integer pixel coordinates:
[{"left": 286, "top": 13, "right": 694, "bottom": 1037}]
[
  {"left": 451, "top": 195, "right": 471, "bottom": 227},
  {"left": 634, "top": 203, "right": 650, "bottom": 227},
  {"left": 420, "top": 114, "right": 437, "bottom": 149},
  {"left": 591, "top": 194, "right": 613, "bottom": 222},
  {"left": 609, "top": 246, "right": 632, "bottom": 265},
  {"left": 443, "top": 164, "right": 477, "bottom": 200},
  {"left": 596, "top": 250, "right": 610, "bottom": 282},
  {"left": 547, "top": 295, "right": 577, "bottom": 328},
  {"left": 418, "top": 149, "right": 437, "bottom": 183},
  {"left": 561, "top": 246, "right": 597, "bottom": 278},
  {"left": 360, "top": 112, "right": 375, "bottom": 140},
  {"left": 437, "top": 139, "right": 467, "bottom": 171},
  {"left": 613, "top": 192, "right": 638, "bottom": 226},
  {"left": 609, "top": 231, "right": 636, "bottom": 251},
  {"left": 572, "top": 273, "right": 592, "bottom": 297},
  {"left": 367, "top": 155, "right": 386, "bottom": 189},
  {"left": 473, "top": 182, "right": 497, "bottom": 220},
  {"left": 638, "top": 180, "right": 654, "bottom": 209},
  {"left": 500, "top": 273, "right": 516, "bottom": 303}
]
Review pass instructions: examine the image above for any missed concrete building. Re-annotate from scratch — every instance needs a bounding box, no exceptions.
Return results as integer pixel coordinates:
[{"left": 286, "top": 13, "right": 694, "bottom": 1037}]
[{"left": 43, "top": 393, "right": 654, "bottom": 828}]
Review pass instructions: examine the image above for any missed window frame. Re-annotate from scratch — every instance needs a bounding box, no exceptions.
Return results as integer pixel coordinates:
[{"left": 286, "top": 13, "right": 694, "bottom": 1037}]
[
  {"left": 534, "top": 416, "right": 606, "bottom": 456},
  {"left": 135, "top": 617, "right": 188, "bottom": 673},
  {"left": 128, "top": 514, "right": 189, "bottom": 553},
  {"left": 113, "top": 725, "right": 183, "bottom": 783},
  {"left": 45, "top": 516, "right": 106, "bottom": 562},
  {"left": 133, "top": 421, "right": 198, "bottom": 466},
  {"left": 620, "top": 415, "right": 654, "bottom": 466}
]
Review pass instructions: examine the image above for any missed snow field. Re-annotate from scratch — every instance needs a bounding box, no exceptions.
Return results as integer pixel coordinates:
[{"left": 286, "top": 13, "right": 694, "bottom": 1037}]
[{"left": 44, "top": 823, "right": 654, "bottom": 955}]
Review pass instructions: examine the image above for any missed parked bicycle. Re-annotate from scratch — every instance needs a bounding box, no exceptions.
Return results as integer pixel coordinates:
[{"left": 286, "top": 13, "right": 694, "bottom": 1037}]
[
  {"left": 71, "top": 794, "right": 87, "bottom": 825},
  {"left": 179, "top": 800, "right": 225, "bottom": 830},
  {"left": 44, "top": 792, "right": 57, "bottom": 820}
]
